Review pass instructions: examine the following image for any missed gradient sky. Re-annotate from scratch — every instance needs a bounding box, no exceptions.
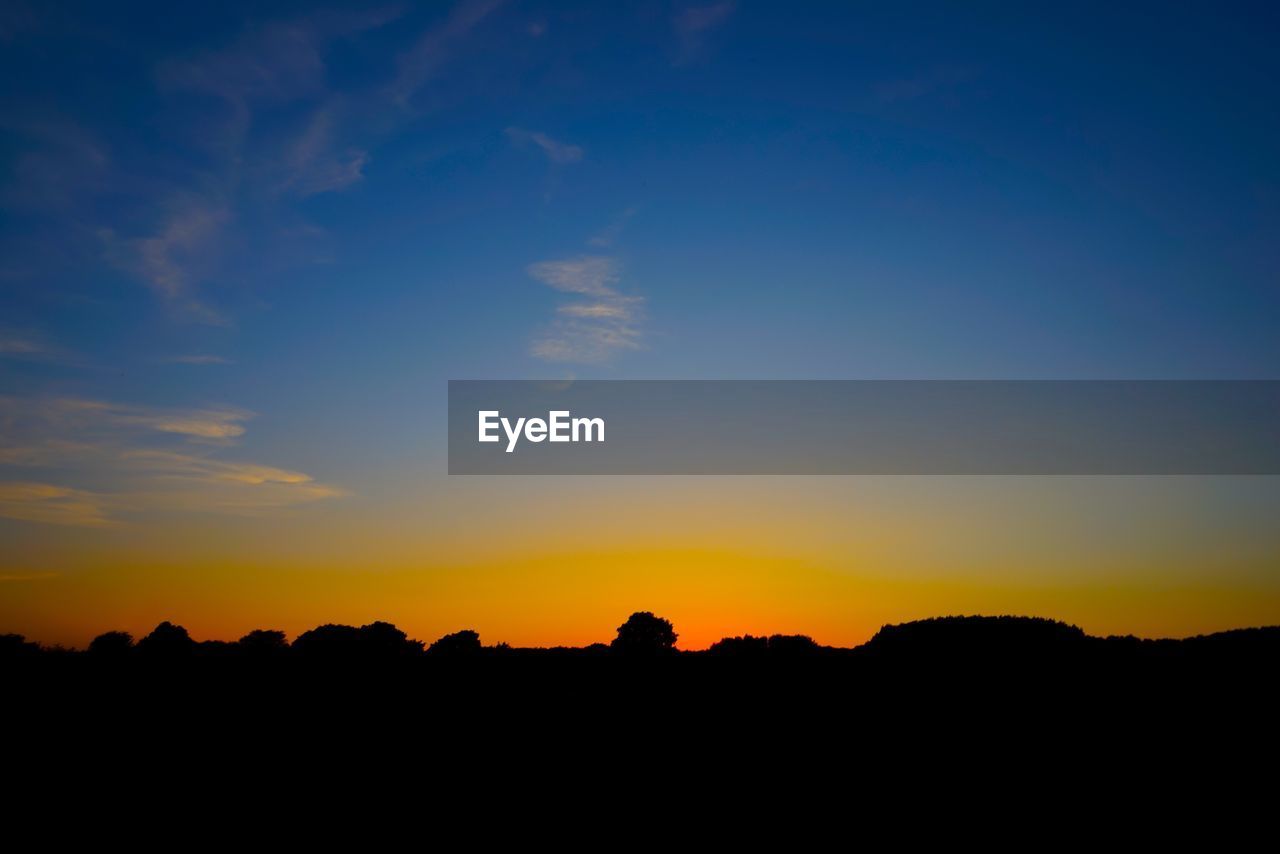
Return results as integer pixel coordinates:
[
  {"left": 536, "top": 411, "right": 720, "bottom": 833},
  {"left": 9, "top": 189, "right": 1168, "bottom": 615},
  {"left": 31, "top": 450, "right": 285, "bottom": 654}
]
[{"left": 3, "top": 1, "right": 1279, "bottom": 649}]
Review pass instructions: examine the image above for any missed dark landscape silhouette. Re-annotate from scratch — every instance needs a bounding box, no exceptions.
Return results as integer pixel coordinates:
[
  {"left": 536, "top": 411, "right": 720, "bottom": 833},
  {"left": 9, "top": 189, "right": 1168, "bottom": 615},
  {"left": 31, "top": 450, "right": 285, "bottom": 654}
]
[
  {"left": 7, "top": 609, "right": 1277, "bottom": 760},
  {"left": 6, "top": 609, "right": 1279, "bottom": 670}
]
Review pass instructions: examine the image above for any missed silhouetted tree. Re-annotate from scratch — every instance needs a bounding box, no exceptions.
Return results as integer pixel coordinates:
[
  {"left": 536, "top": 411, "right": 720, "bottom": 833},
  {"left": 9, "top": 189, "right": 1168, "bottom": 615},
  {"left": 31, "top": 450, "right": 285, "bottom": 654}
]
[
  {"left": 291, "top": 624, "right": 361, "bottom": 658},
  {"left": 359, "top": 621, "right": 424, "bottom": 657},
  {"left": 708, "top": 634, "right": 770, "bottom": 656},
  {"left": 0, "top": 633, "right": 41, "bottom": 661},
  {"left": 238, "top": 629, "right": 288, "bottom": 655},
  {"left": 88, "top": 631, "right": 134, "bottom": 656},
  {"left": 708, "top": 634, "right": 820, "bottom": 657},
  {"left": 766, "top": 634, "right": 821, "bottom": 656},
  {"left": 291, "top": 622, "right": 422, "bottom": 660},
  {"left": 428, "top": 629, "right": 481, "bottom": 656},
  {"left": 863, "top": 615, "right": 1087, "bottom": 663},
  {"left": 611, "top": 611, "right": 678, "bottom": 655},
  {"left": 136, "top": 622, "right": 196, "bottom": 657}
]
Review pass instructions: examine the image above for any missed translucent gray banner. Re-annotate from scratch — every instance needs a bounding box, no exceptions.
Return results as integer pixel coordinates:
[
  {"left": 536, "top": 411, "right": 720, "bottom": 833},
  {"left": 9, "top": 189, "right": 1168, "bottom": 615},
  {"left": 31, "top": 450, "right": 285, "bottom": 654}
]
[{"left": 447, "top": 381, "right": 1280, "bottom": 475}]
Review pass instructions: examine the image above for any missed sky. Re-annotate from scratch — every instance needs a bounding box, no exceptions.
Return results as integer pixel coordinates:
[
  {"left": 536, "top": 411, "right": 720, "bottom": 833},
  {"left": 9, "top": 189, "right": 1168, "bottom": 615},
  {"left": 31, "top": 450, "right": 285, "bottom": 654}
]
[{"left": 2, "top": 1, "right": 1279, "bottom": 648}]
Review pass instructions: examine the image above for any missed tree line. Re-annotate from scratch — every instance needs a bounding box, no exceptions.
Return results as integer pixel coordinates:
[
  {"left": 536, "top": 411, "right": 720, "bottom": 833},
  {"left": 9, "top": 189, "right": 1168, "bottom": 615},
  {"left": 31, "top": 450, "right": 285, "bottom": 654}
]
[{"left": 4, "top": 611, "right": 1279, "bottom": 666}]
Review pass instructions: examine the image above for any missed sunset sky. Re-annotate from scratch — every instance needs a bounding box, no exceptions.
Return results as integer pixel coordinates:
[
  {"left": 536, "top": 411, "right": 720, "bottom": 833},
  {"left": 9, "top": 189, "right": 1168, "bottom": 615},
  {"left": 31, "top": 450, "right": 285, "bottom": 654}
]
[{"left": 3, "top": 1, "right": 1279, "bottom": 649}]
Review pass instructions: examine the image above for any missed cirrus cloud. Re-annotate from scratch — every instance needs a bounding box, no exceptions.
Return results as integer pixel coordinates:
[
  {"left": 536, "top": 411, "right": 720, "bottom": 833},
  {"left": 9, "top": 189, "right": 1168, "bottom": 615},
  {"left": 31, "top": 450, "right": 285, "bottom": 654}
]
[
  {"left": 504, "top": 127, "right": 584, "bottom": 165},
  {"left": 526, "top": 256, "right": 645, "bottom": 363},
  {"left": 0, "top": 482, "right": 111, "bottom": 527},
  {"left": 0, "top": 395, "right": 342, "bottom": 526}
]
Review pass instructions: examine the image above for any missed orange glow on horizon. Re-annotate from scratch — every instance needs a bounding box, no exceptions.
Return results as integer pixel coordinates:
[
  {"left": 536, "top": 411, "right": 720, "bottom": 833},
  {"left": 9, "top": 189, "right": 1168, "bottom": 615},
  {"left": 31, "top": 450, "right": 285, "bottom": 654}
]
[{"left": 4, "top": 545, "right": 1280, "bottom": 650}]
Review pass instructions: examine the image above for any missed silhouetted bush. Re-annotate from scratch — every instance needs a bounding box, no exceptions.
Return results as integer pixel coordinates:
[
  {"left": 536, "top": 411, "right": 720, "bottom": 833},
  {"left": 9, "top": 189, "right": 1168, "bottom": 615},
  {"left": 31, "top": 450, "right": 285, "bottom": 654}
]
[
  {"left": 136, "top": 622, "right": 196, "bottom": 658},
  {"left": 292, "top": 623, "right": 361, "bottom": 657},
  {"left": 359, "top": 621, "right": 424, "bottom": 657},
  {"left": 291, "top": 622, "right": 422, "bottom": 660},
  {"left": 428, "top": 629, "right": 481, "bottom": 656},
  {"left": 708, "top": 634, "right": 821, "bottom": 657},
  {"left": 611, "top": 611, "right": 677, "bottom": 655},
  {"left": 0, "top": 633, "right": 41, "bottom": 661},
  {"left": 859, "top": 616, "right": 1089, "bottom": 673},
  {"left": 88, "top": 630, "right": 134, "bottom": 656},
  {"left": 708, "top": 635, "right": 769, "bottom": 656},
  {"left": 768, "top": 634, "right": 821, "bottom": 655}
]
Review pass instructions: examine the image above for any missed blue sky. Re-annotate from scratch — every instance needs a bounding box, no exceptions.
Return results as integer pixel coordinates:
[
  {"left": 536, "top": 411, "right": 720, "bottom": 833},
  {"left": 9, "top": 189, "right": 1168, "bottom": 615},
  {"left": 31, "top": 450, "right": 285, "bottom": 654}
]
[{"left": 2, "top": 2, "right": 1279, "bottom": 590}]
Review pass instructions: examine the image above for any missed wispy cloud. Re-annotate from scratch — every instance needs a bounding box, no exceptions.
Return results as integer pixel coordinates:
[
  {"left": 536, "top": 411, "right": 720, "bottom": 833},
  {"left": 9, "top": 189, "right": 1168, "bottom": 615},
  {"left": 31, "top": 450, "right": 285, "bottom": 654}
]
[
  {"left": 0, "top": 118, "right": 110, "bottom": 212},
  {"left": 7, "top": 4, "right": 505, "bottom": 329},
  {"left": 0, "top": 329, "right": 78, "bottom": 365},
  {"left": 391, "top": 0, "right": 506, "bottom": 106},
  {"left": 0, "top": 334, "right": 46, "bottom": 357},
  {"left": 277, "top": 103, "right": 370, "bottom": 197},
  {"left": 105, "top": 9, "right": 404, "bottom": 322},
  {"left": 557, "top": 302, "right": 636, "bottom": 319},
  {"left": 120, "top": 450, "right": 319, "bottom": 485},
  {"left": 158, "top": 9, "right": 402, "bottom": 118},
  {"left": 527, "top": 256, "right": 644, "bottom": 363},
  {"left": 0, "top": 482, "right": 111, "bottom": 527},
  {"left": 103, "top": 200, "right": 231, "bottom": 325},
  {"left": 673, "top": 1, "right": 736, "bottom": 65},
  {"left": 504, "top": 127, "right": 584, "bottom": 164},
  {"left": 588, "top": 207, "right": 637, "bottom": 247},
  {"left": 0, "top": 395, "right": 342, "bottom": 525},
  {"left": 113, "top": 451, "right": 344, "bottom": 514},
  {"left": 1, "top": 397, "right": 253, "bottom": 443},
  {"left": 530, "top": 322, "right": 643, "bottom": 363},
  {"left": 148, "top": 413, "right": 248, "bottom": 440},
  {"left": 526, "top": 256, "right": 619, "bottom": 295}
]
